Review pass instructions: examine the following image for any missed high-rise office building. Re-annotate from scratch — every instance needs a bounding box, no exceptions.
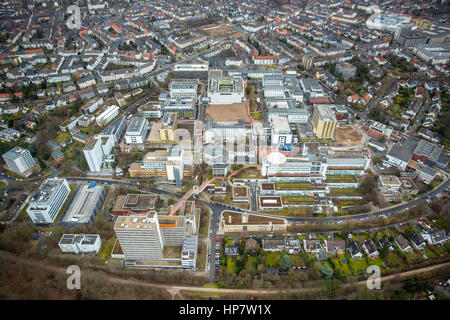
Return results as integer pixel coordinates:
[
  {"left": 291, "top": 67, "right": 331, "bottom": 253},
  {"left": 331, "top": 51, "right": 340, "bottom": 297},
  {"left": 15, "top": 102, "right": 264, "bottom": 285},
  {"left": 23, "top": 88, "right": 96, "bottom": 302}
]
[
  {"left": 312, "top": 105, "right": 337, "bottom": 139},
  {"left": 83, "top": 134, "right": 114, "bottom": 172},
  {"left": 160, "top": 112, "right": 178, "bottom": 141},
  {"left": 27, "top": 178, "right": 71, "bottom": 223},
  {"left": 2, "top": 146, "right": 37, "bottom": 176}
]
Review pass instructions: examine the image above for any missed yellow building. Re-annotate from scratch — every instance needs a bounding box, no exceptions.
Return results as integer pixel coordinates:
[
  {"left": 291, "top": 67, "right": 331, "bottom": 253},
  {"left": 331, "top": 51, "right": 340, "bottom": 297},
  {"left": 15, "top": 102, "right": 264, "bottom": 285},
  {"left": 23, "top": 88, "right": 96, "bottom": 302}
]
[
  {"left": 302, "top": 55, "right": 314, "bottom": 70},
  {"left": 312, "top": 105, "right": 337, "bottom": 139},
  {"left": 159, "top": 112, "right": 178, "bottom": 141}
]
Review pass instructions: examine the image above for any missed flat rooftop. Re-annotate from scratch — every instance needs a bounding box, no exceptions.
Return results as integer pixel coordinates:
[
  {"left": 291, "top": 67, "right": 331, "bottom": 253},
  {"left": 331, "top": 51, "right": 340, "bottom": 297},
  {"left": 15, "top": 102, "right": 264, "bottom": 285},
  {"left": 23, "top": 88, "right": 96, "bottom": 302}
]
[
  {"left": 259, "top": 196, "right": 283, "bottom": 208},
  {"left": 222, "top": 210, "right": 286, "bottom": 225},
  {"left": 233, "top": 185, "right": 249, "bottom": 198},
  {"left": 379, "top": 175, "right": 401, "bottom": 186},
  {"left": 114, "top": 213, "right": 158, "bottom": 231},
  {"left": 261, "top": 182, "right": 275, "bottom": 191}
]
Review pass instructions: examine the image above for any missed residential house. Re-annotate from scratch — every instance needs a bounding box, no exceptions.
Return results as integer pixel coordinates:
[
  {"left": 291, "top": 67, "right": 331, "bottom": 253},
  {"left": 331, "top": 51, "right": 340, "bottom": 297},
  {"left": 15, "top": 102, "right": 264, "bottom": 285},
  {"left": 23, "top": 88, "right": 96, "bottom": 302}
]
[
  {"left": 362, "top": 239, "right": 379, "bottom": 259},
  {"left": 324, "top": 239, "right": 346, "bottom": 255},
  {"left": 245, "top": 238, "right": 259, "bottom": 254},
  {"left": 224, "top": 245, "right": 239, "bottom": 256},
  {"left": 347, "top": 240, "right": 363, "bottom": 259},
  {"left": 303, "top": 239, "right": 322, "bottom": 254},
  {"left": 395, "top": 235, "right": 412, "bottom": 252},
  {"left": 410, "top": 232, "right": 426, "bottom": 250},
  {"left": 262, "top": 238, "right": 285, "bottom": 252},
  {"left": 284, "top": 238, "right": 301, "bottom": 255},
  {"left": 421, "top": 230, "right": 449, "bottom": 246},
  {"left": 378, "top": 237, "right": 394, "bottom": 251}
]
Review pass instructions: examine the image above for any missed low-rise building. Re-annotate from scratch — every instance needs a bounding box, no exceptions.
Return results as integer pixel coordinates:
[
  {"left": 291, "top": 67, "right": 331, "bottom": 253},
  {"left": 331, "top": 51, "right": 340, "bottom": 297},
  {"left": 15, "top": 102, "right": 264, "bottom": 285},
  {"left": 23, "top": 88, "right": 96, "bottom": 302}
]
[
  {"left": 362, "top": 239, "right": 379, "bottom": 259},
  {"left": 59, "top": 234, "right": 102, "bottom": 254},
  {"left": 220, "top": 211, "right": 287, "bottom": 233},
  {"left": 395, "top": 235, "right": 412, "bottom": 252},
  {"left": 347, "top": 240, "right": 363, "bottom": 259}
]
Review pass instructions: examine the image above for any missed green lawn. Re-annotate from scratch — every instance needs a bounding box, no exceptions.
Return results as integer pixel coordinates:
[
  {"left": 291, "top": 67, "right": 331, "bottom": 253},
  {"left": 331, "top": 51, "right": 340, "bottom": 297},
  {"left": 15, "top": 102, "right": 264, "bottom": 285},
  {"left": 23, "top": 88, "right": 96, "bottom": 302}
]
[
  {"left": 405, "top": 251, "right": 424, "bottom": 265},
  {"left": 326, "top": 175, "right": 357, "bottom": 182},
  {"left": 245, "top": 256, "right": 257, "bottom": 269},
  {"left": 226, "top": 257, "right": 236, "bottom": 273},
  {"left": 98, "top": 239, "right": 115, "bottom": 259},
  {"left": 288, "top": 254, "right": 305, "bottom": 267},
  {"left": 283, "top": 196, "right": 315, "bottom": 202},
  {"left": 224, "top": 237, "right": 234, "bottom": 246},
  {"left": 384, "top": 252, "right": 403, "bottom": 269},
  {"left": 331, "top": 255, "right": 352, "bottom": 277},
  {"left": 351, "top": 258, "right": 368, "bottom": 274},
  {"left": 434, "top": 245, "right": 446, "bottom": 256},
  {"left": 275, "top": 183, "right": 312, "bottom": 189},
  {"left": 368, "top": 257, "right": 384, "bottom": 268},
  {"left": 264, "top": 252, "right": 283, "bottom": 267},
  {"left": 422, "top": 246, "right": 437, "bottom": 259}
]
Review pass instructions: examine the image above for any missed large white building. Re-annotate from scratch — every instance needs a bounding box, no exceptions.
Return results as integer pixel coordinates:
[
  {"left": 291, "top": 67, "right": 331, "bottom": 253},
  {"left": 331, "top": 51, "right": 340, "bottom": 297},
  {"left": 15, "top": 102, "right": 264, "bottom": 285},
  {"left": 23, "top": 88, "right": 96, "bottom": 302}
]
[
  {"left": 125, "top": 116, "right": 148, "bottom": 144},
  {"left": 83, "top": 134, "right": 114, "bottom": 172},
  {"left": 114, "top": 211, "right": 197, "bottom": 267},
  {"left": 169, "top": 79, "right": 198, "bottom": 99},
  {"left": 204, "top": 119, "right": 248, "bottom": 144},
  {"left": 96, "top": 105, "right": 119, "bottom": 126},
  {"left": 2, "top": 146, "right": 37, "bottom": 176},
  {"left": 270, "top": 116, "right": 292, "bottom": 146},
  {"left": 59, "top": 234, "right": 102, "bottom": 254},
  {"left": 325, "top": 151, "right": 370, "bottom": 175},
  {"left": 207, "top": 72, "right": 245, "bottom": 105},
  {"left": 261, "top": 152, "right": 326, "bottom": 177},
  {"left": 27, "top": 178, "right": 71, "bottom": 224}
]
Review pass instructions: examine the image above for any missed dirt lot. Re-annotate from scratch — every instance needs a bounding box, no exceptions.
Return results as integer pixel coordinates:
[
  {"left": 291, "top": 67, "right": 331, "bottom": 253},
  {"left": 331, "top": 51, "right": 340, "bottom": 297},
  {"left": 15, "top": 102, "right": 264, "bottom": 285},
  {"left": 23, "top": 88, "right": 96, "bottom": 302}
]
[
  {"left": 205, "top": 103, "right": 251, "bottom": 122},
  {"left": 197, "top": 23, "right": 244, "bottom": 39},
  {"left": 333, "top": 126, "right": 362, "bottom": 147}
]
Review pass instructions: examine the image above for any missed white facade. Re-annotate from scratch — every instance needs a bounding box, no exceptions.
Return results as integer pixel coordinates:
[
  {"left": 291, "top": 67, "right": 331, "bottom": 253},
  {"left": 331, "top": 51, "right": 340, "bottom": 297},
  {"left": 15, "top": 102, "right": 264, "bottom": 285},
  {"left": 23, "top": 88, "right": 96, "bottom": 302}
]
[
  {"left": 27, "top": 178, "right": 70, "bottom": 223},
  {"left": 83, "top": 135, "right": 114, "bottom": 172},
  {"left": 59, "top": 234, "right": 102, "bottom": 254},
  {"left": 2, "top": 146, "right": 36, "bottom": 176},
  {"left": 96, "top": 105, "right": 119, "bottom": 126},
  {"left": 125, "top": 116, "right": 148, "bottom": 144},
  {"left": 205, "top": 120, "right": 248, "bottom": 144},
  {"left": 207, "top": 76, "right": 245, "bottom": 105},
  {"left": 270, "top": 116, "right": 292, "bottom": 146},
  {"left": 169, "top": 80, "right": 198, "bottom": 99}
]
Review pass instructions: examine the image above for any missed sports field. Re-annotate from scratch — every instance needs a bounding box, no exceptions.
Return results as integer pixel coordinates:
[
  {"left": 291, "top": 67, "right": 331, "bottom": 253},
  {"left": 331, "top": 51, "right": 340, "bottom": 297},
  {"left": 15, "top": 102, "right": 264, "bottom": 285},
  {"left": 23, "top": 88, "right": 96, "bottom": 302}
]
[
  {"left": 205, "top": 103, "right": 251, "bottom": 122},
  {"left": 332, "top": 126, "right": 362, "bottom": 147}
]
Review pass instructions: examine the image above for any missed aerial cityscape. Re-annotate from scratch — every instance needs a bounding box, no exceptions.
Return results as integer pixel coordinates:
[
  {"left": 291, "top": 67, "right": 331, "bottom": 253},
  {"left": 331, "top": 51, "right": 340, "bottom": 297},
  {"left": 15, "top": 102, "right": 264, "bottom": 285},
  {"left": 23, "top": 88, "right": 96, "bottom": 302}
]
[{"left": 0, "top": 0, "right": 449, "bottom": 303}]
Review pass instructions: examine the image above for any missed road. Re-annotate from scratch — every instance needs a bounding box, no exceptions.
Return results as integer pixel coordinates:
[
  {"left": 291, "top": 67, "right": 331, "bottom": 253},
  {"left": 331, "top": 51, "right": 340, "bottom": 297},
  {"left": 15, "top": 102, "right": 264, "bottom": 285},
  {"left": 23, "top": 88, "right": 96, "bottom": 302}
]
[{"left": 61, "top": 174, "right": 449, "bottom": 228}]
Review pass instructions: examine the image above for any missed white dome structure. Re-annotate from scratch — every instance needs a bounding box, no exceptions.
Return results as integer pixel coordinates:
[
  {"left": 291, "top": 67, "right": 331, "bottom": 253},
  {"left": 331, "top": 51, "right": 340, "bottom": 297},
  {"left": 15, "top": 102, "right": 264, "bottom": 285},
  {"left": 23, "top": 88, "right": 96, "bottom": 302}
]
[{"left": 266, "top": 152, "right": 287, "bottom": 165}]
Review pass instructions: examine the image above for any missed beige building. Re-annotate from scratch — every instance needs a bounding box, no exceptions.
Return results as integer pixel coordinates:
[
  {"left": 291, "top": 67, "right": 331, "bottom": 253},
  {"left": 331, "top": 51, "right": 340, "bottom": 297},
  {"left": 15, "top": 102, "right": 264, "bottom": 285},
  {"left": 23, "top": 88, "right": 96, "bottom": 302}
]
[
  {"left": 220, "top": 210, "right": 288, "bottom": 233},
  {"left": 159, "top": 112, "right": 178, "bottom": 141},
  {"left": 312, "top": 105, "right": 337, "bottom": 139}
]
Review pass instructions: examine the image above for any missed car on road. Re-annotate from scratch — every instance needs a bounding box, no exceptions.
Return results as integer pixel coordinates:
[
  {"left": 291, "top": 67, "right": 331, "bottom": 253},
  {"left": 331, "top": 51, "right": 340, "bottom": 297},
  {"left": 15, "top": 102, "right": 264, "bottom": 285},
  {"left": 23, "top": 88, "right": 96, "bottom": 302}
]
[{"left": 216, "top": 238, "right": 220, "bottom": 242}]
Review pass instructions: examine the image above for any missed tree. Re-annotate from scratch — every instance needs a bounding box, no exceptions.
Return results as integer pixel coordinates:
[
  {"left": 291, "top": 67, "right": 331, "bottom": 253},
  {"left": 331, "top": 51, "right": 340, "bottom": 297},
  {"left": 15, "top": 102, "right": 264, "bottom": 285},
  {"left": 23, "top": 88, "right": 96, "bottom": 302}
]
[
  {"left": 279, "top": 255, "right": 292, "bottom": 270},
  {"left": 321, "top": 264, "right": 334, "bottom": 279},
  {"left": 379, "top": 246, "right": 389, "bottom": 260},
  {"left": 326, "top": 279, "right": 341, "bottom": 297}
]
